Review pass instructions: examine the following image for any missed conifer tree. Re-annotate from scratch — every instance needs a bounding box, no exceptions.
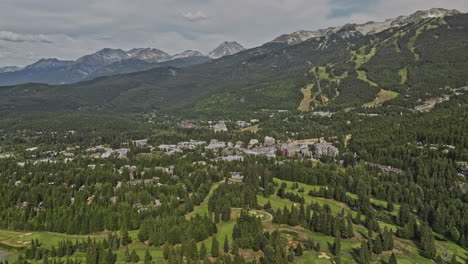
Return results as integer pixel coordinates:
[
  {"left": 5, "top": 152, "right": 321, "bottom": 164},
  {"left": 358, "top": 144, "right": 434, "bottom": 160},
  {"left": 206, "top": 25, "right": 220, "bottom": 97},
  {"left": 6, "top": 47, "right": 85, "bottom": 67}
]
[
  {"left": 333, "top": 235, "right": 341, "bottom": 256},
  {"left": 419, "top": 224, "right": 436, "bottom": 259},
  {"left": 346, "top": 217, "right": 354, "bottom": 238},
  {"left": 199, "top": 242, "right": 207, "bottom": 260},
  {"left": 287, "top": 248, "right": 295, "bottom": 262},
  {"left": 294, "top": 244, "right": 303, "bottom": 257},
  {"left": 124, "top": 248, "right": 131, "bottom": 263},
  {"left": 232, "top": 244, "right": 239, "bottom": 256},
  {"left": 144, "top": 249, "right": 152, "bottom": 264},
  {"left": 85, "top": 244, "right": 98, "bottom": 264},
  {"left": 211, "top": 236, "right": 220, "bottom": 257},
  {"left": 104, "top": 247, "right": 116, "bottom": 264},
  {"left": 389, "top": 253, "right": 398, "bottom": 264},
  {"left": 358, "top": 241, "right": 371, "bottom": 264},
  {"left": 222, "top": 203, "right": 231, "bottom": 222},
  {"left": 130, "top": 250, "right": 139, "bottom": 263},
  {"left": 224, "top": 236, "right": 230, "bottom": 253},
  {"left": 163, "top": 243, "right": 171, "bottom": 260},
  {"left": 121, "top": 226, "right": 132, "bottom": 246},
  {"left": 373, "top": 235, "right": 383, "bottom": 254}
]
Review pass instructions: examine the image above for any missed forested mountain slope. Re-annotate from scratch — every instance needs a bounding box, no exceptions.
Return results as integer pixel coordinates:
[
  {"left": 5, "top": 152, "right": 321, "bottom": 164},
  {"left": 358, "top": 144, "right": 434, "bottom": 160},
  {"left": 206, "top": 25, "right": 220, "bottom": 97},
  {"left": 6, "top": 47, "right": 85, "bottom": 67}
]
[{"left": 0, "top": 13, "right": 467, "bottom": 117}]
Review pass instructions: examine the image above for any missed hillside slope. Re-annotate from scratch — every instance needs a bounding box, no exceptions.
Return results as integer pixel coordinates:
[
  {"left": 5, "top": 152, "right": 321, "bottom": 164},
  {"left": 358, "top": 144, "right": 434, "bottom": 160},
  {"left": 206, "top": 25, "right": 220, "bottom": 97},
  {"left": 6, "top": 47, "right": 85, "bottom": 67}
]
[{"left": 0, "top": 13, "right": 467, "bottom": 117}]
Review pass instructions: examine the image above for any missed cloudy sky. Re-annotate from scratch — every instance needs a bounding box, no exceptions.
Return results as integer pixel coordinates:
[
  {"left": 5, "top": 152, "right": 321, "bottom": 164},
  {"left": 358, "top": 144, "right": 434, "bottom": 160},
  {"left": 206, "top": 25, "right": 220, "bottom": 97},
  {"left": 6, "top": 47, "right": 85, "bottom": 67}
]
[{"left": 0, "top": 0, "right": 467, "bottom": 67}]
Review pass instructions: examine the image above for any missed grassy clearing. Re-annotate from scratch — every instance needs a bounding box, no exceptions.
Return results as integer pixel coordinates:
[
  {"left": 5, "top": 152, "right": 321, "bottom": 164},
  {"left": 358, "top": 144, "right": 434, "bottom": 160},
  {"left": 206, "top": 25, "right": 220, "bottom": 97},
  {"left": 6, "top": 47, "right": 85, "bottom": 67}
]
[
  {"left": 352, "top": 46, "right": 377, "bottom": 67},
  {"left": 0, "top": 231, "right": 108, "bottom": 249},
  {"left": 298, "top": 84, "right": 314, "bottom": 112},
  {"left": 408, "top": 23, "right": 441, "bottom": 61},
  {"left": 186, "top": 183, "right": 219, "bottom": 219},
  {"left": 267, "top": 179, "right": 401, "bottom": 232},
  {"left": 357, "top": 70, "right": 378, "bottom": 87},
  {"left": 241, "top": 124, "right": 260, "bottom": 133},
  {"left": 363, "top": 89, "right": 399, "bottom": 108},
  {"left": 316, "top": 67, "right": 330, "bottom": 81},
  {"left": 399, "top": 66, "right": 408, "bottom": 84},
  {"left": 391, "top": 31, "right": 407, "bottom": 53},
  {"left": 351, "top": 46, "right": 378, "bottom": 86}
]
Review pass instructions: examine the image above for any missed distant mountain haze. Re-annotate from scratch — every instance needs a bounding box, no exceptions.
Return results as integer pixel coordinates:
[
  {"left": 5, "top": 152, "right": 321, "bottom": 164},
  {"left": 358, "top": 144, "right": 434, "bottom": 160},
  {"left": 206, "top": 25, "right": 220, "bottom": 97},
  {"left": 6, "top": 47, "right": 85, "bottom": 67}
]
[{"left": 0, "top": 42, "right": 245, "bottom": 86}]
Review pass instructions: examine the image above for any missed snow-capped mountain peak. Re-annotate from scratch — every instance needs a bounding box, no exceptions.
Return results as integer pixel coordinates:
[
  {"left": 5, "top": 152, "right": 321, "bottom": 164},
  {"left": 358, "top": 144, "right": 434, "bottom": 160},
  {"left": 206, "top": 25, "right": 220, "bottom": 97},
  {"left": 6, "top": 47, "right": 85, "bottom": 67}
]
[
  {"left": 127, "top": 48, "right": 172, "bottom": 63},
  {"left": 208, "top": 41, "right": 245, "bottom": 59},
  {"left": 272, "top": 29, "right": 332, "bottom": 45},
  {"left": 172, "top": 50, "right": 205, "bottom": 60},
  {"left": 25, "top": 58, "right": 73, "bottom": 71},
  {"left": 271, "top": 8, "right": 461, "bottom": 45},
  {"left": 76, "top": 48, "right": 128, "bottom": 66}
]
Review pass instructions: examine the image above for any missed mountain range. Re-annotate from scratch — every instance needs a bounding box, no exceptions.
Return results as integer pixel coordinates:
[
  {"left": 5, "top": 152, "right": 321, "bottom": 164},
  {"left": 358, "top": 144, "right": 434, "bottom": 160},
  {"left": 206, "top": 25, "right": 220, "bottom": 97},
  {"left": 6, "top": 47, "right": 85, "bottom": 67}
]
[
  {"left": 0, "top": 8, "right": 466, "bottom": 118},
  {"left": 0, "top": 42, "right": 245, "bottom": 86},
  {"left": 272, "top": 8, "right": 460, "bottom": 45}
]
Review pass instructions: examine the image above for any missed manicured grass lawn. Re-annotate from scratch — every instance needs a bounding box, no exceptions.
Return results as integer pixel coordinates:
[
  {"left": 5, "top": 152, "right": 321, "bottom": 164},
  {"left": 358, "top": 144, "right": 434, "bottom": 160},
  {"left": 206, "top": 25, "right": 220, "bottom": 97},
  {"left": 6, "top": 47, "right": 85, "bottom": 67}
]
[
  {"left": 0, "top": 231, "right": 107, "bottom": 248},
  {"left": 0, "top": 230, "right": 19, "bottom": 241}
]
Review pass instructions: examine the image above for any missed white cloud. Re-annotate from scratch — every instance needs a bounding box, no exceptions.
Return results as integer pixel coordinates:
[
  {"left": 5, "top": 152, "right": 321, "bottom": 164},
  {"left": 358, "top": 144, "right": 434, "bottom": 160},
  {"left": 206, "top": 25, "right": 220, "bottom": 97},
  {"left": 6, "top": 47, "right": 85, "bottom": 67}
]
[
  {"left": 180, "top": 10, "right": 209, "bottom": 22},
  {"left": 0, "top": 31, "right": 53, "bottom": 43}
]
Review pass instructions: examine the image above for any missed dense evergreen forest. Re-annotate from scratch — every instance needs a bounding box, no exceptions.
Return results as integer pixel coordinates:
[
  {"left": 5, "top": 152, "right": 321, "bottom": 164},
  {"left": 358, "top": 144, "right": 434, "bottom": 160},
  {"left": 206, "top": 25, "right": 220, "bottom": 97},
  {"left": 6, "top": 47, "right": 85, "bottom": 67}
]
[
  {"left": 0, "top": 90, "right": 467, "bottom": 263},
  {"left": 0, "top": 10, "right": 467, "bottom": 264}
]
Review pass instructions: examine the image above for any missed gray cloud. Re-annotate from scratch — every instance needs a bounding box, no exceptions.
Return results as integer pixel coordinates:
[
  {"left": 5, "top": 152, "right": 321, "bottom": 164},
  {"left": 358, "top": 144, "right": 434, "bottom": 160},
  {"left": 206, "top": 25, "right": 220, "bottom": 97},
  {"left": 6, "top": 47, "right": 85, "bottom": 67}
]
[
  {"left": 0, "top": 31, "right": 53, "bottom": 43},
  {"left": 0, "top": 0, "right": 466, "bottom": 67}
]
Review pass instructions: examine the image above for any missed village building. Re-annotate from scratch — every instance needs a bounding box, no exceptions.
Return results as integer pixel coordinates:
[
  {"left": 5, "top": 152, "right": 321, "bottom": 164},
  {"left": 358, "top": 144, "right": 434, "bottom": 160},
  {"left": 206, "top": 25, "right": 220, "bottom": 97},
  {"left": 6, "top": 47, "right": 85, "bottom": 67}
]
[
  {"left": 213, "top": 121, "right": 228, "bottom": 132},
  {"left": 127, "top": 177, "right": 160, "bottom": 186},
  {"left": 236, "top": 121, "right": 252, "bottom": 127},
  {"left": 221, "top": 155, "right": 244, "bottom": 162},
  {"left": 248, "top": 139, "right": 259, "bottom": 148},
  {"left": 26, "top": 147, "right": 38, "bottom": 152},
  {"left": 206, "top": 139, "right": 226, "bottom": 150},
  {"left": 154, "top": 199, "right": 162, "bottom": 207},
  {"left": 314, "top": 141, "right": 339, "bottom": 157},
  {"left": 178, "top": 121, "right": 198, "bottom": 129},
  {"left": 110, "top": 196, "right": 118, "bottom": 204},
  {"left": 226, "top": 172, "right": 244, "bottom": 184},
  {"left": 178, "top": 140, "right": 206, "bottom": 149},
  {"left": 264, "top": 136, "right": 276, "bottom": 146},
  {"left": 365, "top": 162, "right": 404, "bottom": 174},
  {"left": 245, "top": 146, "right": 276, "bottom": 158},
  {"left": 132, "top": 139, "right": 148, "bottom": 147},
  {"left": 312, "top": 111, "right": 333, "bottom": 117},
  {"left": 235, "top": 141, "right": 245, "bottom": 149}
]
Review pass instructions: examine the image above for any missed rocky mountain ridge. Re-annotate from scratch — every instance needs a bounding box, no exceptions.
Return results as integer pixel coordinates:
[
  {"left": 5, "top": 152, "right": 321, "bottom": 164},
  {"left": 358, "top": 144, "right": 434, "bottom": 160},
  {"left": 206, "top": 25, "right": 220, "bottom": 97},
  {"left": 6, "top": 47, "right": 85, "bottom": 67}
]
[{"left": 272, "top": 8, "right": 460, "bottom": 45}]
